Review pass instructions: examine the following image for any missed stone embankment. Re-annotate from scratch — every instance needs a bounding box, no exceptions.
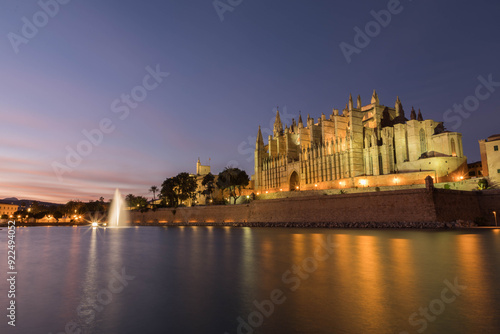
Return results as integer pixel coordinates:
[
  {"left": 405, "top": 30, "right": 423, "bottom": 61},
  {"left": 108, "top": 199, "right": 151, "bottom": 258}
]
[
  {"left": 133, "top": 220, "right": 477, "bottom": 229},
  {"left": 130, "top": 188, "right": 500, "bottom": 227}
]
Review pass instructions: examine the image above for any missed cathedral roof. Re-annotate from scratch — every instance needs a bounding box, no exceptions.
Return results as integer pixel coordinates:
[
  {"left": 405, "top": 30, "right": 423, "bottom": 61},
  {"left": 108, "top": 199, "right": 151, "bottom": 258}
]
[{"left": 487, "top": 134, "right": 500, "bottom": 141}]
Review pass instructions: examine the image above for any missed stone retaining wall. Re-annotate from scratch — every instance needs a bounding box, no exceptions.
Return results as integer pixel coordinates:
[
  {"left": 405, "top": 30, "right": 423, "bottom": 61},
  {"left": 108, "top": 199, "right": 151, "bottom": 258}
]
[{"left": 130, "top": 188, "right": 500, "bottom": 226}]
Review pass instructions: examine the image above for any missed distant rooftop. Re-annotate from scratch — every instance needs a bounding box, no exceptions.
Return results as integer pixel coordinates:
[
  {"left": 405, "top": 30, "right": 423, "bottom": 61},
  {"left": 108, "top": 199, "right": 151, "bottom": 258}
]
[{"left": 487, "top": 134, "right": 500, "bottom": 141}]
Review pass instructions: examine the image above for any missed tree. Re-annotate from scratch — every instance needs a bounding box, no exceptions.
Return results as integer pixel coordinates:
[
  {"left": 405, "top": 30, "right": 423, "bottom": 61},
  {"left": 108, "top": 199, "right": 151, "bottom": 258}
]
[
  {"left": 33, "top": 211, "right": 46, "bottom": 223},
  {"left": 53, "top": 211, "right": 63, "bottom": 223},
  {"left": 125, "top": 194, "right": 148, "bottom": 211},
  {"left": 31, "top": 201, "right": 42, "bottom": 214},
  {"left": 201, "top": 173, "right": 215, "bottom": 203},
  {"left": 126, "top": 194, "right": 135, "bottom": 210},
  {"left": 64, "top": 200, "right": 84, "bottom": 216},
  {"left": 161, "top": 178, "right": 178, "bottom": 207},
  {"left": 135, "top": 196, "right": 148, "bottom": 211},
  {"left": 160, "top": 173, "right": 198, "bottom": 207},
  {"left": 216, "top": 167, "right": 250, "bottom": 204},
  {"left": 149, "top": 186, "right": 159, "bottom": 207},
  {"left": 174, "top": 172, "right": 198, "bottom": 205}
]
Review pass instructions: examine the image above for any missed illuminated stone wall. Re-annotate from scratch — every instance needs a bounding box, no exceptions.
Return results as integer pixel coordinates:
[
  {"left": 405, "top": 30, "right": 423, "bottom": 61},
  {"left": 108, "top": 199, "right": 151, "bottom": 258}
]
[{"left": 130, "top": 189, "right": 500, "bottom": 225}]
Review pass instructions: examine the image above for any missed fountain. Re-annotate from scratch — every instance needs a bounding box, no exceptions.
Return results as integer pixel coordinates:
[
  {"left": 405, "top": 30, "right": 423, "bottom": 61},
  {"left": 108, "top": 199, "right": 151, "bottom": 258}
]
[{"left": 108, "top": 189, "right": 129, "bottom": 227}]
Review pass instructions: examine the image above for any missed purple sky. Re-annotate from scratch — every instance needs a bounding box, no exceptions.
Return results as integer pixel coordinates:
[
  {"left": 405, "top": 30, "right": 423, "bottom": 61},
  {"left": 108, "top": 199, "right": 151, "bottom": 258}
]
[{"left": 1, "top": 0, "right": 499, "bottom": 203}]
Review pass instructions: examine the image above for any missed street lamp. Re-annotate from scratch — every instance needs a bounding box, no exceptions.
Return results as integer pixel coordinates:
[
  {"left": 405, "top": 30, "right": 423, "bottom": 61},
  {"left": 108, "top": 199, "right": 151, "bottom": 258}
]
[{"left": 494, "top": 211, "right": 497, "bottom": 227}]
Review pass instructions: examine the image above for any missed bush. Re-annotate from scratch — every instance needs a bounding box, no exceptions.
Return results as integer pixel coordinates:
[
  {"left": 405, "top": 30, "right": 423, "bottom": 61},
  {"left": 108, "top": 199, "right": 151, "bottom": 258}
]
[
  {"left": 478, "top": 178, "right": 488, "bottom": 190},
  {"left": 444, "top": 184, "right": 451, "bottom": 190},
  {"left": 1, "top": 214, "right": 8, "bottom": 219},
  {"left": 339, "top": 190, "right": 347, "bottom": 195},
  {"left": 375, "top": 187, "right": 381, "bottom": 192}
]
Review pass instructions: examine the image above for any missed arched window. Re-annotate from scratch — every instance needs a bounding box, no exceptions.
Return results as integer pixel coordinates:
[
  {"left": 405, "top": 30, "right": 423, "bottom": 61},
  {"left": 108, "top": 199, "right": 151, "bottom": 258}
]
[
  {"left": 419, "top": 129, "right": 427, "bottom": 155},
  {"left": 451, "top": 139, "right": 457, "bottom": 157}
]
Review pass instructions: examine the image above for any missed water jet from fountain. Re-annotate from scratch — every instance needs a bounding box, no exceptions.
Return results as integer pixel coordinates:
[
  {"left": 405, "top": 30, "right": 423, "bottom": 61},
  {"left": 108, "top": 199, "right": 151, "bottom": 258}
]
[{"left": 108, "top": 189, "right": 129, "bottom": 227}]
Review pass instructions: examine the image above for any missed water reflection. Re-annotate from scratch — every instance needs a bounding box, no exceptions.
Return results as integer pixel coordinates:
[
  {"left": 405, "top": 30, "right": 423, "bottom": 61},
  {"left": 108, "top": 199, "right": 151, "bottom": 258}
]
[
  {"left": 456, "top": 233, "right": 495, "bottom": 331},
  {"left": 355, "top": 235, "right": 389, "bottom": 329},
  {"left": 78, "top": 227, "right": 98, "bottom": 332},
  {"left": 4, "top": 227, "right": 500, "bottom": 334}
]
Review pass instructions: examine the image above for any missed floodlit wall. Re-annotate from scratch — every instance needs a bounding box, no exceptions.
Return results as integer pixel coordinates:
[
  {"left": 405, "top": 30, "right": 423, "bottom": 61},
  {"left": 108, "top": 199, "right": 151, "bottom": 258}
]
[{"left": 129, "top": 189, "right": 500, "bottom": 224}]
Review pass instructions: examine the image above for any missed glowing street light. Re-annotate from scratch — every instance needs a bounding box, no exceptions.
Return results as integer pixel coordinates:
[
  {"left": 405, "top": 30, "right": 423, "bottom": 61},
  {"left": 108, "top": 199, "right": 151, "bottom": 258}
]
[
  {"left": 494, "top": 211, "right": 497, "bottom": 227},
  {"left": 394, "top": 177, "right": 399, "bottom": 185},
  {"left": 359, "top": 179, "right": 367, "bottom": 187}
]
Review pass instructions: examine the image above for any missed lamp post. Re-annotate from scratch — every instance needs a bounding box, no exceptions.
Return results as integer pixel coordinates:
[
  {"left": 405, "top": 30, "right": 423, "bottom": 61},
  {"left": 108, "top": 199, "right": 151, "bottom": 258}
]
[{"left": 494, "top": 211, "right": 497, "bottom": 227}]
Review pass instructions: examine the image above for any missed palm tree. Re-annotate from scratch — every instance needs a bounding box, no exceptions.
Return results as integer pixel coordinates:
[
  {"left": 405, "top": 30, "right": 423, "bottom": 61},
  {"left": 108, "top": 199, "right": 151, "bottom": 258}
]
[{"left": 149, "top": 186, "right": 159, "bottom": 207}]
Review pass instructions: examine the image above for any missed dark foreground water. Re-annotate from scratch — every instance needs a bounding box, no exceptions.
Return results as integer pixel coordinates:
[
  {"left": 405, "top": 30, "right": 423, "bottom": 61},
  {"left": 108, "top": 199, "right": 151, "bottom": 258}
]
[{"left": 1, "top": 226, "right": 500, "bottom": 334}]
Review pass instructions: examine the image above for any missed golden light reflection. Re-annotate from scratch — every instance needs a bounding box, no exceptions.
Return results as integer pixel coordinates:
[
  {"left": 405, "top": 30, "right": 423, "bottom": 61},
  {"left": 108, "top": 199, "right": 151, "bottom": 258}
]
[
  {"left": 455, "top": 234, "right": 494, "bottom": 330},
  {"left": 354, "top": 235, "right": 388, "bottom": 328},
  {"left": 333, "top": 233, "right": 353, "bottom": 282},
  {"left": 389, "top": 238, "right": 416, "bottom": 310},
  {"left": 291, "top": 233, "right": 306, "bottom": 262},
  {"left": 240, "top": 228, "right": 255, "bottom": 288}
]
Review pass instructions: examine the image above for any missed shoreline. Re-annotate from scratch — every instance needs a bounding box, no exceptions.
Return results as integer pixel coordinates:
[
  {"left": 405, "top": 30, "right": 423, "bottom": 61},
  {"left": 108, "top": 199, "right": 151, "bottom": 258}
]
[{"left": 0, "top": 221, "right": 481, "bottom": 229}]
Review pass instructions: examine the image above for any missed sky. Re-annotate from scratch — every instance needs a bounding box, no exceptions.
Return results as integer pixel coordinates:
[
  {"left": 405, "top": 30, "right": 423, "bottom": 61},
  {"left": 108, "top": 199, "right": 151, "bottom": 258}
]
[{"left": 1, "top": 0, "right": 499, "bottom": 203}]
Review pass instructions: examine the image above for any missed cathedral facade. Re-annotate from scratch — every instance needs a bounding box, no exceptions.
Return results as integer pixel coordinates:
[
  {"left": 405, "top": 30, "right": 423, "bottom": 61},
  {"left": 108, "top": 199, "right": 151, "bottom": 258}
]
[{"left": 254, "top": 91, "right": 467, "bottom": 192}]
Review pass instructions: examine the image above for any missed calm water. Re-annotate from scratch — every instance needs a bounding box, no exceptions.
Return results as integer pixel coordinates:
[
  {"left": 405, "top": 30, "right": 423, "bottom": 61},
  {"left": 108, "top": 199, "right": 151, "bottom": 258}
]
[{"left": 1, "top": 226, "right": 500, "bottom": 334}]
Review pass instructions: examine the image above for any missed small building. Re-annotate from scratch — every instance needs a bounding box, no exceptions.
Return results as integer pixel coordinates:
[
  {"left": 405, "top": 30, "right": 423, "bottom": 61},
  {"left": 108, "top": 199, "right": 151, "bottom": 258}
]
[
  {"left": 467, "top": 161, "right": 483, "bottom": 178},
  {"left": 193, "top": 159, "right": 225, "bottom": 205},
  {"left": 0, "top": 202, "right": 19, "bottom": 218},
  {"left": 479, "top": 134, "right": 500, "bottom": 186}
]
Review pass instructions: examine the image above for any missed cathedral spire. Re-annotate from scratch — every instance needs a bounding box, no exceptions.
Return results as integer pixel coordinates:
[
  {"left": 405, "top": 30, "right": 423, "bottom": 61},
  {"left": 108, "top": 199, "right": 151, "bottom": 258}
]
[
  {"left": 348, "top": 93, "right": 353, "bottom": 110},
  {"left": 273, "top": 109, "right": 283, "bottom": 136},
  {"left": 357, "top": 95, "right": 362, "bottom": 109},
  {"left": 395, "top": 96, "right": 404, "bottom": 117},
  {"left": 417, "top": 109, "right": 423, "bottom": 121},
  {"left": 371, "top": 90, "right": 379, "bottom": 105},
  {"left": 410, "top": 107, "right": 417, "bottom": 120},
  {"left": 256, "top": 125, "right": 264, "bottom": 148},
  {"left": 298, "top": 113, "right": 303, "bottom": 128}
]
